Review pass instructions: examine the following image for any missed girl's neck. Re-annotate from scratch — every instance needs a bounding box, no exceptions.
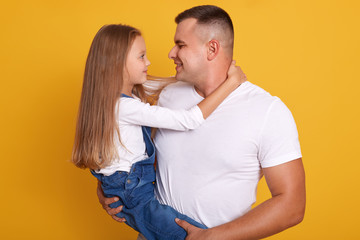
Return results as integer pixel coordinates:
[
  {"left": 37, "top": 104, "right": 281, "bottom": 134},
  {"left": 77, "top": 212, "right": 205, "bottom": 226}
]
[
  {"left": 122, "top": 90, "right": 133, "bottom": 96},
  {"left": 122, "top": 82, "right": 134, "bottom": 96}
]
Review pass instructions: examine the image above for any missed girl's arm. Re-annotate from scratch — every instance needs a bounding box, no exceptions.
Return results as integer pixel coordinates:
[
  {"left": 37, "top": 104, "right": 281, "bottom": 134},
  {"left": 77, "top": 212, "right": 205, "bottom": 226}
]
[
  {"left": 197, "top": 62, "right": 246, "bottom": 119},
  {"left": 119, "top": 63, "right": 246, "bottom": 131}
]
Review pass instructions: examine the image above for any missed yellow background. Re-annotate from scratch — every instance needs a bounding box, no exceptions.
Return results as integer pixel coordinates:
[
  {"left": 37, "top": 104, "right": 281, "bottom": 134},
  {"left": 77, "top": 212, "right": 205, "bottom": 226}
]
[{"left": 1, "top": 0, "right": 359, "bottom": 239}]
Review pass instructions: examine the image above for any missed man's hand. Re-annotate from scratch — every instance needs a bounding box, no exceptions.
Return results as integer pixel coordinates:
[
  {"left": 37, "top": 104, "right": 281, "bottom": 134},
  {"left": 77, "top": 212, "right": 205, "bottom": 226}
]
[
  {"left": 96, "top": 180, "right": 126, "bottom": 223},
  {"left": 175, "top": 218, "right": 213, "bottom": 240}
]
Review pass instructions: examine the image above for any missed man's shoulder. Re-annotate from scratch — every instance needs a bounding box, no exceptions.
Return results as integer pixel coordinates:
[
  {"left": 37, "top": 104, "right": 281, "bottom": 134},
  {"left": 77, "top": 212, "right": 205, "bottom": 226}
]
[
  {"left": 242, "top": 81, "right": 271, "bottom": 96},
  {"left": 243, "top": 82, "right": 294, "bottom": 120},
  {"left": 237, "top": 81, "right": 279, "bottom": 105}
]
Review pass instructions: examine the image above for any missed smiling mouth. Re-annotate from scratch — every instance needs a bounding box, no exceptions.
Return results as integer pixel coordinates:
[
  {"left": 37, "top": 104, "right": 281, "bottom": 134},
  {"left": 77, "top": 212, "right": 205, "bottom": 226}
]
[{"left": 175, "top": 62, "right": 183, "bottom": 71}]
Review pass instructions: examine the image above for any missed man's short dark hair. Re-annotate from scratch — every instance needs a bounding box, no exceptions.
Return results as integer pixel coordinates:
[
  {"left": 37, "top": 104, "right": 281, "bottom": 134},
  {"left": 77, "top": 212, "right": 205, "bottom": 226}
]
[{"left": 175, "top": 5, "right": 234, "bottom": 37}]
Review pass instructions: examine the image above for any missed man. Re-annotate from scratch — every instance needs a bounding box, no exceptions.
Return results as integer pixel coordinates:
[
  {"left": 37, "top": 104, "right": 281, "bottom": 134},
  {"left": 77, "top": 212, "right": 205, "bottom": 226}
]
[{"left": 98, "top": 5, "right": 305, "bottom": 239}]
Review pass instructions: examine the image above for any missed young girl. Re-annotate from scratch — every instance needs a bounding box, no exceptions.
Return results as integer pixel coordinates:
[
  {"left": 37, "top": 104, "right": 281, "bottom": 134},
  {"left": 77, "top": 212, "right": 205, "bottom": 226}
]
[{"left": 72, "top": 24, "right": 246, "bottom": 240}]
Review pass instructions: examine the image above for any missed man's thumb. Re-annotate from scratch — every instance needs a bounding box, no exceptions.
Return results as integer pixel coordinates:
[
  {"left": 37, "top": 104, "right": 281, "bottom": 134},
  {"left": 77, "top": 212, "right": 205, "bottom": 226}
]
[{"left": 175, "top": 218, "right": 191, "bottom": 232}]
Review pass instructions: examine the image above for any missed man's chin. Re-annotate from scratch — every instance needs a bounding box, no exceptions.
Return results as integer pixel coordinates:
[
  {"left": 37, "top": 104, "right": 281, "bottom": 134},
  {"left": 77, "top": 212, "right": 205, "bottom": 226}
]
[{"left": 175, "top": 73, "right": 185, "bottom": 82}]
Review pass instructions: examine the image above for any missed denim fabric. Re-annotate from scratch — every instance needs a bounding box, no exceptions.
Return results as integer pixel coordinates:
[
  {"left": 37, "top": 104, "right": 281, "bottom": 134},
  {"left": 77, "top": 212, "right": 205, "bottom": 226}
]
[{"left": 92, "top": 126, "right": 207, "bottom": 240}]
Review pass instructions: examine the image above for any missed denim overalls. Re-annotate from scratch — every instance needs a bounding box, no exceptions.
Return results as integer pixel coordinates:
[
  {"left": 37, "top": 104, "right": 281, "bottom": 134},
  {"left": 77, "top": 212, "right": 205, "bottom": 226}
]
[{"left": 91, "top": 96, "right": 207, "bottom": 240}]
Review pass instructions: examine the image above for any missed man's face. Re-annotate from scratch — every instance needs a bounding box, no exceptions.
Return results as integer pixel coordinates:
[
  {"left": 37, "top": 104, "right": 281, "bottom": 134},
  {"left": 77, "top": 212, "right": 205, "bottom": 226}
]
[{"left": 168, "top": 18, "right": 207, "bottom": 83}]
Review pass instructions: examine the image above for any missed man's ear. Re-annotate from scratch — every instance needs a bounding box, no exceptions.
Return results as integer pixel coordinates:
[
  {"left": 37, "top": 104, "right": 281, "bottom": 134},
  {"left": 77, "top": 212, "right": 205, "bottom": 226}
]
[{"left": 207, "top": 40, "right": 220, "bottom": 61}]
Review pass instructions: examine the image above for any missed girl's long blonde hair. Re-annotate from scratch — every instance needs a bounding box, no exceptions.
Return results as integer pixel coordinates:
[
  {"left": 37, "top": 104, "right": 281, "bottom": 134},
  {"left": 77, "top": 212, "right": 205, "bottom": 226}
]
[{"left": 72, "top": 24, "right": 175, "bottom": 170}]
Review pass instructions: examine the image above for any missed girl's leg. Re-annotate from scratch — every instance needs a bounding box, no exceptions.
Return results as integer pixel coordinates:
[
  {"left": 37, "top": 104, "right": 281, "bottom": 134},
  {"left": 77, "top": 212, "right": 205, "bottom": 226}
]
[
  {"left": 94, "top": 163, "right": 207, "bottom": 240},
  {"left": 120, "top": 168, "right": 207, "bottom": 240}
]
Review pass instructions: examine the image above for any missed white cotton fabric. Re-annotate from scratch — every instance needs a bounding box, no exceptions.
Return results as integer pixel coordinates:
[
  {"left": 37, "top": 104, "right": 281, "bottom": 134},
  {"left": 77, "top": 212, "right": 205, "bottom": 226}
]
[
  {"left": 96, "top": 96, "right": 204, "bottom": 176},
  {"left": 154, "top": 81, "right": 302, "bottom": 228}
]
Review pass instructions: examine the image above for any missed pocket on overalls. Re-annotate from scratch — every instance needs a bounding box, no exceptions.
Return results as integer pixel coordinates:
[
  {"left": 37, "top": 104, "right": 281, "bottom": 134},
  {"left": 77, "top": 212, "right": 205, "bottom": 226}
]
[
  {"left": 101, "top": 172, "right": 128, "bottom": 208},
  {"left": 102, "top": 171, "right": 127, "bottom": 189},
  {"left": 128, "top": 178, "right": 155, "bottom": 207},
  {"left": 123, "top": 174, "right": 142, "bottom": 208}
]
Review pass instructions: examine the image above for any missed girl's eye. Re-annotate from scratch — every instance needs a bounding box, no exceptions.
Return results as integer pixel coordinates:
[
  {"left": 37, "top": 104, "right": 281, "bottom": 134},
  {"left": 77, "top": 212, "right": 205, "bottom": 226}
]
[{"left": 140, "top": 54, "right": 145, "bottom": 59}]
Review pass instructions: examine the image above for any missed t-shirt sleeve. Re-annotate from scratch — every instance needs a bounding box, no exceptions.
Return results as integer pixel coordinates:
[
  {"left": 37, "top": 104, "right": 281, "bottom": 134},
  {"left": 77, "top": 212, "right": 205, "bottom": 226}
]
[
  {"left": 258, "top": 98, "right": 302, "bottom": 168},
  {"left": 118, "top": 97, "right": 205, "bottom": 131}
]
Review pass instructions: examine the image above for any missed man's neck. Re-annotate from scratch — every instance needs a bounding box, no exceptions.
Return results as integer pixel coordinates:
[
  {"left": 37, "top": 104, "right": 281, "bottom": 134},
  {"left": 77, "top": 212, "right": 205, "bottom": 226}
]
[{"left": 194, "top": 70, "right": 228, "bottom": 98}]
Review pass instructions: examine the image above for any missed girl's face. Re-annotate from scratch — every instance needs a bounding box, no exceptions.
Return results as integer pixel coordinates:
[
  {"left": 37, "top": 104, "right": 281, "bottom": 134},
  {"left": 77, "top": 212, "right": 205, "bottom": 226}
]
[{"left": 123, "top": 36, "right": 150, "bottom": 88}]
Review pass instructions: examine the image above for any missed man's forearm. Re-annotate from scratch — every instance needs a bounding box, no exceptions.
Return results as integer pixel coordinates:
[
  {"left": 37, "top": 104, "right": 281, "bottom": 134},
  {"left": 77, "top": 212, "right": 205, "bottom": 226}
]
[
  {"left": 206, "top": 159, "right": 306, "bottom": 240},
  {"left": 207, "top": 193, "right": 305, "bottom": 240}
]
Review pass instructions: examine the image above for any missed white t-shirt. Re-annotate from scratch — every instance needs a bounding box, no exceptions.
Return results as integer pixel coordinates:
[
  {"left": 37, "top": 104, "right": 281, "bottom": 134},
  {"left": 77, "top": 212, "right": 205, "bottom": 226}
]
[
  {"left": 154, "top": 81, "right": 302, "bottom": 227},
  {"left": 96, "top": 96, "right": 204, "bottom": 176}
]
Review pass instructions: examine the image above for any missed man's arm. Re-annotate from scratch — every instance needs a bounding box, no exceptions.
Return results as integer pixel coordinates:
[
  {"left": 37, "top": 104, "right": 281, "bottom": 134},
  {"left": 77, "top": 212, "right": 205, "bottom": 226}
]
[{"left": 176, "top": 158, "right": 306, "bottom": 240}]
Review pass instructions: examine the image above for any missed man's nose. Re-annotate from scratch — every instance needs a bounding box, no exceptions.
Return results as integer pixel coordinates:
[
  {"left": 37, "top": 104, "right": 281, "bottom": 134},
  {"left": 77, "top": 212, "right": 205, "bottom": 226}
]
[{"left": 168, "top": 46, "right": 177, "bottom": 60}]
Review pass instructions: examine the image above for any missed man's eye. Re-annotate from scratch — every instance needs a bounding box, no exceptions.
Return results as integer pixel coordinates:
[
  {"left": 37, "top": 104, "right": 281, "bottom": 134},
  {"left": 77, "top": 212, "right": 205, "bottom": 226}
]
[{"left": 178, "top": 45, "right": 184, "bottom": 49}]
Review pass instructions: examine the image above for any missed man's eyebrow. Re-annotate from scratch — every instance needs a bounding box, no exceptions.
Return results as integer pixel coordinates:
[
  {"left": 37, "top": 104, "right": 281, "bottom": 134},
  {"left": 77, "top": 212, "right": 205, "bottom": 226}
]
[{"left": 175, "top": 40, "right": 185, "bottom": 45}]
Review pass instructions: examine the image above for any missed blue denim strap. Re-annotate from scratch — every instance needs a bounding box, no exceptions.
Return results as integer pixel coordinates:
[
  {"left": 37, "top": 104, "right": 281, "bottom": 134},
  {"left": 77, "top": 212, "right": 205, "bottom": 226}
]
[
  {"left": 121, "top": 93, "right": 155, "bottom": 166},
  {"left": 121, "top": 93, "right": 132, "bottom": 98},
  {"left": 142, "top": 126, "right": 154, "bottom": 159}
]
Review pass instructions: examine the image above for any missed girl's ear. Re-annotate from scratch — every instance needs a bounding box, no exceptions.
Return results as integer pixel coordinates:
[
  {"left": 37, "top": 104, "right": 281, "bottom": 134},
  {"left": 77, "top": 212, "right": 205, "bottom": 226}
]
[{"left": 207, "top": 40, "right": 220, "bottom": 61}]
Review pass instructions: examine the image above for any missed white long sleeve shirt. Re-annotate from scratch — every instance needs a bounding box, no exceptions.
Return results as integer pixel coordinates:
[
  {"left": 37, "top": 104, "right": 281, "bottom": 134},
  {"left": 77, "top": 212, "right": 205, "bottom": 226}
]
[{"left": 96, "top": 95, "right": 204, "bottom": 175}]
